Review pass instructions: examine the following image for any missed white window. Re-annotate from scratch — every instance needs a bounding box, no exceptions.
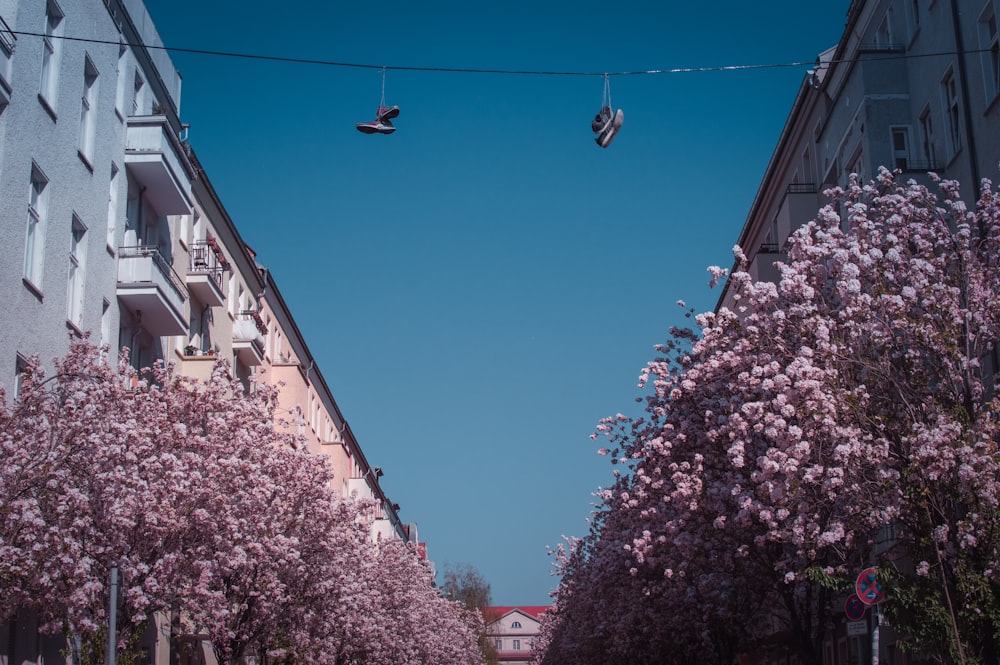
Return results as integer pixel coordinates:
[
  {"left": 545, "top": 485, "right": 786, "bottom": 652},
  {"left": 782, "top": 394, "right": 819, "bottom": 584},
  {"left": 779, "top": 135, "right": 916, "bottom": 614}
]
[
  {"left": 941, "top": 69, "right": 962, "bottom": 157},
  {"left": 39, "top": 0, "right": 63, "bottom": 106},
  {"left": 891, "top": 127, "right": 911, "bottom": 169},
  {"left": 919, "top": 106, "right": 936, "bottom": 165},
  {"left": 67, "top": 215, "right": 87, "bottom": 326},
  {"left": 131, "top": 70, "right": 144, "bottom": 115},
  {"left": 114, "top": 43, "right": 127, "bottom": 119},
  {"left": 495, "top": 639, "right": 502, "bottom": 651},
  {"left": 511, "top": 621, "right": 522, "bottom": 629},
  {"left": 106, "top": 162, "right": 120, "bottom": 250},
  {"left": 24, "top": 164, "right": 49, "bottom": 288},
  {"left": 980, "top": 3, "right": 999, "bottom": 101},
  {"left": 801, "top": 148, "right": 812, "bottom": 184},
  {"left": 78, "top": 56, "right": 99, "bottom": 164},
  {"left": 876, "top": 14, "right": 892, "bottom": 48},
  {"left": 101, "top": 299, "right": 112, "bottom": 351},
  {"left": 13, "top": 354, "right": 27, "bottom": 401},
  {"left": 513, "top": 639, "right": 521, "bottom": 651}
]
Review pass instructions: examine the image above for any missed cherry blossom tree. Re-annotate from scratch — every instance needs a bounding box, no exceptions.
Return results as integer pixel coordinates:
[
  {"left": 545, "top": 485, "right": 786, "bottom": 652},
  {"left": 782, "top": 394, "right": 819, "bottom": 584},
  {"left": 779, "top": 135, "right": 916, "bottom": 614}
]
[
  {"left": 1, "top": 340, "right": 485, "bottom": 665},
  {"left": 540, "top": 170, "right": 1000, "bottom": 665}
]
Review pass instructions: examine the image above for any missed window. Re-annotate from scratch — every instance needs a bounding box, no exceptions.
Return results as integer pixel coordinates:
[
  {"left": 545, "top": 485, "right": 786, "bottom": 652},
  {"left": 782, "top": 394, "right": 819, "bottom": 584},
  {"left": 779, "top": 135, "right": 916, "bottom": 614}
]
[
  {"left": 876, "top": 14, "right": 892, "bottom": 48},
  {"left": 495, "top": 640, "right": 502, "bottom": 651},
  {"left": 67, "top": 216, "right": 87, "bottom": 327},
  {"left": 39, "top": 0, "right": 63, "bottom": 107},
  {"left": 513, "top": 639, "right": 521, "bottom": 651},
  {"left": 24, "top": 164, "right": 49, "bottom": 288},
  {"left": 919, "top": 106, "right": 937, "bottom": 165},
  {"left": 801, "top": 148, "right": 813, "bottom": 184},
  {"left": 511, "top": 621, "right": 521, "bottom": 629},
  {"left": 906, "top": 0, "right": 920, "bottom": 40},
  {"left": 980, "top": 3, "right": 999, "bottom": 101},
  {"left": 131, "top": 70, "right": 144, "bottom": 115},
  {"left": 101, "top": 299, "right": 112, "bottom": 351},
  {"left": 114, "top": 43, "right": 127, "bottom": 118},
  {"left": 106, "top": 162, "right": 119, "bottom": 250},
  {"left": 78, "top": 56, "right": 99, "bottom": 165},
  {"left": 942, "top": 69, "right": 962, "bottom": 157},
  {"left": 891, "top": 127, "right": 911, "bottom": 169},
  {"left": 14, "top": 354, "right": 27, "bottom": 401}
]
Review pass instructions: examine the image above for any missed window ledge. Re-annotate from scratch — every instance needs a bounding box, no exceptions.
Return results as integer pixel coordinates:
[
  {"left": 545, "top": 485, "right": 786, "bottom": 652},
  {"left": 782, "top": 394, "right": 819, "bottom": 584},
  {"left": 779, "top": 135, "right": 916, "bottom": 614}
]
[
  {"left": 66, "top": 319, "right": 83, "bottom": 337},
  {"left": 22, "top": 277, "right": 44, "bottom": 301},
  {"left": 37, "top": 93, "right": 57, "bottom": 121},
  {"left": 77, "top": 150, "right": 94, "bottom": 173}
]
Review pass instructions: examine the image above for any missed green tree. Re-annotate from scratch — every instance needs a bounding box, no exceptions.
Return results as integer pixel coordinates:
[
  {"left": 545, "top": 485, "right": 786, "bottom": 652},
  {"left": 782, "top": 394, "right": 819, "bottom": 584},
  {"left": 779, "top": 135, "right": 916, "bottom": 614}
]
[{"left": 441, "top": 564, "right": 498, "bottom": 665}]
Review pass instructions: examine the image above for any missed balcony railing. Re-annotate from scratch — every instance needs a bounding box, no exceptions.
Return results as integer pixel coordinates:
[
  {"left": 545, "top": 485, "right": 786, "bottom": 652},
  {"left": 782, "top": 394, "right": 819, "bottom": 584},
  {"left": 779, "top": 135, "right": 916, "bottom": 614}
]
[
  {"left": 117, "top": 245, "right": 188, "bottom": 336},
  {"left": 186, "top": 240, "right": 227, "bottom": 307}
]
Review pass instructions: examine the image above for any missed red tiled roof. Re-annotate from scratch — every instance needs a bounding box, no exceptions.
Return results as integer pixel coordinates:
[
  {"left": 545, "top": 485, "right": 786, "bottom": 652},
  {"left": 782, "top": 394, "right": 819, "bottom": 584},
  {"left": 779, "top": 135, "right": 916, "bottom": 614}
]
[{"left": 486, "top": 606, "right": 549, "bottom": 620}]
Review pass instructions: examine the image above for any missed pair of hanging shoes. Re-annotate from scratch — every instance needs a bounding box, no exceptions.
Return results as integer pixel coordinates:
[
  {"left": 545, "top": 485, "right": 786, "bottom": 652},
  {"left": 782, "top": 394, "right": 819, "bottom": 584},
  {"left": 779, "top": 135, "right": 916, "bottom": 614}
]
[
  {"left": 357, "top": 105, "right": 400, "bottom": 135},
  {"left": 592, "top": 106, "right": 623, "bottom": 148}
]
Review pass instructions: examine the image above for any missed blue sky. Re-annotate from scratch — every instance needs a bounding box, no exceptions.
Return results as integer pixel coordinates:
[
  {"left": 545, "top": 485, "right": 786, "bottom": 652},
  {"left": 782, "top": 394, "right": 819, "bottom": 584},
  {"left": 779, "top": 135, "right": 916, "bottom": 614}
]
[{"left": 143, "top": 1, "right": 851, "bottom": 605}]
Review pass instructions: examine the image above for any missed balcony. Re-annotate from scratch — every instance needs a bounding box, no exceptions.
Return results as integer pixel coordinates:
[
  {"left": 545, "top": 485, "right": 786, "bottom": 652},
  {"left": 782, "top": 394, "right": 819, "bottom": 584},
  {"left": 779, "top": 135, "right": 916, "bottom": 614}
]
[
  {"left": 117, "top": 246, "right": 188, "bottom": 336},
  {"left": 232, "top": 312, "right": 265, "bottom": 366},
  {"left": 124, "top": 115, "right": 193, "bottom": 216},
  {"left": 774, "top": 184, "right": 821, "bottom": 244},
  {"left": 186, "top": 240, "right": 227, "bottom": 307}
]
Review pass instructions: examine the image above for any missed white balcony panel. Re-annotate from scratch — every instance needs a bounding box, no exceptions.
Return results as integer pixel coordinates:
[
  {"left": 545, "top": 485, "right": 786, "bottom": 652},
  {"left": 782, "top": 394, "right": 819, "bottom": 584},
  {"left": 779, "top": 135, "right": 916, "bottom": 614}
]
[
  {"left": 117, "top": 249, "right": 188, "bottom": 336},
  {"left": 186, "top": 273, "right": 226, "bottom": 308},
  {"left": 232, "top": 318, "right": 265, "bottom": 366},
  {"left": 124, "top": 116, "right": 193, "bottom": 216}
]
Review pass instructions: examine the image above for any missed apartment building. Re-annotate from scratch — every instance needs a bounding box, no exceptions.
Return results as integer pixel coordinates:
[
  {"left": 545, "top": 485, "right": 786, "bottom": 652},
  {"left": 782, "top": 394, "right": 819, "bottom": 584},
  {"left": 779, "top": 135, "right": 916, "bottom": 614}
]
[
  {"left": 716, "top": 1, "right": 1000, "bottom": 663},
  {"left": 0, "top": 0, "right": 408, "bottom": 662},
  {"left": 719, "top": 0, "right": 1000, "bottom": 312}
]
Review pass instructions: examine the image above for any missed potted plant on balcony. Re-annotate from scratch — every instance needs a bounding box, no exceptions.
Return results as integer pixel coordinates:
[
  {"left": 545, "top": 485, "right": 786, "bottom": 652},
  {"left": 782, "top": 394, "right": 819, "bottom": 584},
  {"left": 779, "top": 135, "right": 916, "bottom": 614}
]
[{"left": 184, "top": 344, "right": 197, "bottom": 356}]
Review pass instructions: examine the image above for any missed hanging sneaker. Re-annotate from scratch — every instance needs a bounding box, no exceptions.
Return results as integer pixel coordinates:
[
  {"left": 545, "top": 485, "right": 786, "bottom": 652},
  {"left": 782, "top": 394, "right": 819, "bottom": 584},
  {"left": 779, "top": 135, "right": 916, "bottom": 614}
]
[
  {"left": 356, "top": 119, "right": 396, "bottom": 135},
  {"left": 377, "top": 105, "right": 400, "bottom": 121},
  {"left": 591, "top": 106, "right": 613, "bottom": 134},
  {"left": 595, "top": 109, "right": 623, "bottom": 148}
]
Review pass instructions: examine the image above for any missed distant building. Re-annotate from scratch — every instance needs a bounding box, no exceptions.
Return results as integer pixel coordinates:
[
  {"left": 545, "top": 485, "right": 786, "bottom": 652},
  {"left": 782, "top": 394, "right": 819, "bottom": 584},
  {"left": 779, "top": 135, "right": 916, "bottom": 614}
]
[{"left": 485, "top": 606, "right": 548, "bottom": 665}]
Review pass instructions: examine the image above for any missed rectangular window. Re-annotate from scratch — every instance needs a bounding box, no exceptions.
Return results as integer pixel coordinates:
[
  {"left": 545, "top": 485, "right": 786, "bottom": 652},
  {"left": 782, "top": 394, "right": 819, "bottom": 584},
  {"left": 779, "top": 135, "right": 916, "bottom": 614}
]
[
  {"left": 78, "top": 56, "right": 99, "bottom": 164},
  {"left": 14, "top": 354, "right": 27, "bottom": 401},
  {"left": 513, "top": 639, "right": 521, "bottom": 651},
  {"left": 39, "top": 0, "right": 64, "bottom": 106},
  {"left": 24, "top": 164, "right": 49, "bottom": 288},
  {"left": 114, "top": 43, "right": 127, "bottom": 118},
  {"left": 106, "top": 162, "right": 119, "bottom": 250},
  {"left": 906, "top": 0, "right": 920, "bottom": 40},
  {"left": 67, "top": 215, "right": 87, "bottom": 327},
  {"left": 942, "top": 69, "right": 962, "bottom": 157},
  {"left": 495, "top": 640, "right": 502, "bottom": 651},
  {"left": 891, "top": 127, "right": 911, "bottom": 169},
  {"left": 980, "top": 3, "right": 1000, "bottom": 101},
  {"left": 919, "top": 106, "right": 936, "bottom": 165},
  {"left": 876, "top": 15, "right": 892, "bottom": 48},
  {"left": 131, "top": 70, "right": 144, "bottom": 115},
  {"left": 101, "top": 298, "right": 112, "bottom": 351}
]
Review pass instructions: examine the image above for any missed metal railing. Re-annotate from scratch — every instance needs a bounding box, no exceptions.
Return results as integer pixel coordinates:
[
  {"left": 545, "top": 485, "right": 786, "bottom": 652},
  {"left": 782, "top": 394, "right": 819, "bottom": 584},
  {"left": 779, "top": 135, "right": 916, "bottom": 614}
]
[
  {"left": 118, "top": 245, "right": 186, "bottom": 302},
  {"left": 188, "top": 241, "right": 226, "bottom": 290}
]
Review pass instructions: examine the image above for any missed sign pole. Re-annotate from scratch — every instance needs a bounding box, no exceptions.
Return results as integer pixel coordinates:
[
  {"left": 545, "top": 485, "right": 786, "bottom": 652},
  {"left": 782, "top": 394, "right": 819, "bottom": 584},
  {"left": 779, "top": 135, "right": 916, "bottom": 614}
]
[
  {"left": 871, "top": 603, "right": 880, "bottom": 665},
  {"left": 107, "top": 566, "right": 118, "bottom": 665}
]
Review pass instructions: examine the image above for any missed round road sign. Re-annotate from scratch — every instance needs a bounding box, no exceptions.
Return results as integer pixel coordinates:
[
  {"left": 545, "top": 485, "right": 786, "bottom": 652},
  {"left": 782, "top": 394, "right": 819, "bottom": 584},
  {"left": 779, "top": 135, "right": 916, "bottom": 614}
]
[
  {"left": 845, "top": 593, "right": 867, "bottom": 620},
  {"left": 855, "top": 567, "right": 885, "bottom": 605}
]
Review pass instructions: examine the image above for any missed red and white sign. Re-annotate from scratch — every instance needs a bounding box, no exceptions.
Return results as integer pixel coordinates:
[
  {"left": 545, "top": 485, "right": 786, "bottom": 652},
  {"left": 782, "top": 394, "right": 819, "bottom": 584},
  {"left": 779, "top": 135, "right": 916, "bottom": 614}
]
[
  {"left": 855, "top": 567, "right": 885, "bottom": 605},
  {"left": 845, "top": 593, "right": 867, "bottom": 620}
]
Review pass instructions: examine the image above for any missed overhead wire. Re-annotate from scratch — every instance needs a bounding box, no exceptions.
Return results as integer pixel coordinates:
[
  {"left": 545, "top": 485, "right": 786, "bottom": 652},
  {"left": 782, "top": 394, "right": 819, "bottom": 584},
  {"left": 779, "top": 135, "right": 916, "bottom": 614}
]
[{"left": 6, "top": 30, "right": 995, "bottom": 78}]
